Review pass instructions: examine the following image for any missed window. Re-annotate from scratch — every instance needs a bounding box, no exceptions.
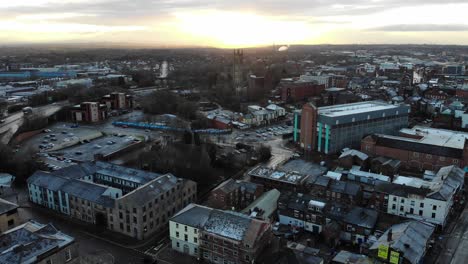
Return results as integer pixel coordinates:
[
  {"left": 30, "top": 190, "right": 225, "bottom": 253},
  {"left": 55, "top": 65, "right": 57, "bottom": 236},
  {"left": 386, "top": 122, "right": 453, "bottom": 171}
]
[
  {"left": 194, "top": 247, "right": 198, "bottom": 254},
  {"left": 413, "top": 152, "right": 419, "bottom": 158},
  {"left": 194, "top": 237, "right": 198, "bottom": 243},
  {"left": 176, "top": 242, "right": 180, "bottom": 248},
  {"left": 7, "top": 219, "right": 14, "bottom": 227},
  {"left": 419, "top": 210, "right": 423, "bottom": 216},
  {"left": 176, "top": 223, "right": 179, "bottom": 228},
  {"left": 176, "top": 232, "right": 179, "bottom": 238},
  {"left": 133, "top": 208, "right": 137, "bottom": 214},
  {"left": 194, "top": 229, "right": 198, "bottom": 234},
  {"left": 184, "top": 234, "right": 188, "bottom": 242},
  {"left": 410, "top": 208, "right": 414, "bottom": 214},
  {"left": 65, "top": 249, "right": 72, "bottom": 262},
  {"left": 432, "top": 213, "right": 436, "bottom": 218},
  {"left": 433, "top": 205, "right": 437, "bottom": 211},
  {"left": 393, "top": 197, "right": 397, "bottom": 202},
  {"left": 185, "top": 226, "right": 188, "bottom": 232},
  {"left": 400, "top": 206, "right": 404, "bottom": 211},
  {"left": 401, "top": 198, "right": 405, "bottom": 203},
  {"left": 420, "top": 203, "right": 424, "bottom": 208},
  {"left": 453, "top": 159, "right": 459, "bottom": 164}
]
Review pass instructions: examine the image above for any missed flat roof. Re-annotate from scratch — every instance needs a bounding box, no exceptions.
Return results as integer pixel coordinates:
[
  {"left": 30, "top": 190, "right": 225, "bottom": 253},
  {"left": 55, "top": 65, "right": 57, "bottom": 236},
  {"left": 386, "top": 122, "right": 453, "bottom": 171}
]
[
  {"left": 393, "top": 126, "right": 468, "bottom": 149},
  {"left": 318, "top": 101, "right": 399, "bottom": 118},
  {"left": 249, "top": 166, "right": 309, "bottom": 184}
]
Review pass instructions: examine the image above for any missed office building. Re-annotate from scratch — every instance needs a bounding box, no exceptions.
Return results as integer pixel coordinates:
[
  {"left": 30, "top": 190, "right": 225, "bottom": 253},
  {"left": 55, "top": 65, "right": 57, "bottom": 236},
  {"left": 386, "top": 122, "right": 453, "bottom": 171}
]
[
  {"left": 71, "top": 102, "right": 107, "bottom": 123},
  {"left": 298, "top": 101, "right": 410, "bottom": 154}
]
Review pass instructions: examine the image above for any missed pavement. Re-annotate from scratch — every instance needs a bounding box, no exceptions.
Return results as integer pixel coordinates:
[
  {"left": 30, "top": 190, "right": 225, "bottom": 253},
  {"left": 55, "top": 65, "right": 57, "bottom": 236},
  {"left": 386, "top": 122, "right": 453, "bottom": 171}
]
[{"left": 434, "top": 205, "right": 468, "bottom": 264}]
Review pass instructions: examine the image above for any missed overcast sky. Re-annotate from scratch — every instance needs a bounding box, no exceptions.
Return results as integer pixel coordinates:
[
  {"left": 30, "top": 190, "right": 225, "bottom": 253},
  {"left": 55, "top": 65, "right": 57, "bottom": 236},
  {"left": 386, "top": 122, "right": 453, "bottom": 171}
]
[{"left": 1, "top": 0, "right": 468, "bottom": 47}]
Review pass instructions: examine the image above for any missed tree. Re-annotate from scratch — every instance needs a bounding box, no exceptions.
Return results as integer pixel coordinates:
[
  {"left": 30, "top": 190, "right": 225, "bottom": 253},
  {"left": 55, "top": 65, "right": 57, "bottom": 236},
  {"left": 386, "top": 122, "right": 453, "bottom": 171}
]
[{"left": 257, "top": 144, "right": 272, "bottom": 162}]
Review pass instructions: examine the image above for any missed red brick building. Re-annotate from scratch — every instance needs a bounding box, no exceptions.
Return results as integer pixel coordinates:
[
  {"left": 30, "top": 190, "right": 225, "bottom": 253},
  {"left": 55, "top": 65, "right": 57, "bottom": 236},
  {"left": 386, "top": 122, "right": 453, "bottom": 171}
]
[
  {"left": 299, "top": 102, "right": 318, "bottom": 151},
  {"left": 71, "top": 102, "right": 107, "bottom": 123},
  {"left": 361, "top": 127, "right": 468, "bottom": 171},
  {"left": 101, "top": 92, "right": 133, "bottom": 110},
  {"left": 280, "top": 82, "right": 325, "bottom": 102},
  {"left": 209, "top": 179, "right": 263, "bottom": 210},
  {"left": 200, "top": 211, "right": 272, "bottom": 264}
]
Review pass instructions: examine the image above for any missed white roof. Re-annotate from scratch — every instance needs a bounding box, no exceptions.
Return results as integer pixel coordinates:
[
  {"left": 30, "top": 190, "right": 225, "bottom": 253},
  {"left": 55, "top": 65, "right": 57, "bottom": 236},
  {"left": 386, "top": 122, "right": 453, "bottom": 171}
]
[
  {"left": 318, "top": 101, "right": 398, "bottom": 117},
  {"left": 386, "top": 126, "right": 468, "bottom": 149},
  {"left": 325, "top": 171, "right": 342, "bottom": 180}
]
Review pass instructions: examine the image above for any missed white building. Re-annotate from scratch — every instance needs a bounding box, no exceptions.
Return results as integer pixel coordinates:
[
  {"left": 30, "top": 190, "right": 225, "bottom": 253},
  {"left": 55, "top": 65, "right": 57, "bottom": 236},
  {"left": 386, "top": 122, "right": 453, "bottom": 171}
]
[
  {"left": 380, "top": 165, "right": 464, "bottom": 226},
  {"left": 266, "top": 104, "right": 286, "bottom": 118},
  {"left": 299, "top": 75, "right": 330, "bottom": 88},
  {"left": 169, "top": 204, "right": 212, "bottom": 257}
]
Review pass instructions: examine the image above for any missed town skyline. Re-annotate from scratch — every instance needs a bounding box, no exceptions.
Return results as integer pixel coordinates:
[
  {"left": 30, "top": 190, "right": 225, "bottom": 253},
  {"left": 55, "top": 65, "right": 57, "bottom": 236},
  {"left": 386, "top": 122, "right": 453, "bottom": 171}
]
[{"left": 1, "top": 0, "right": 468, "bottom": 47}]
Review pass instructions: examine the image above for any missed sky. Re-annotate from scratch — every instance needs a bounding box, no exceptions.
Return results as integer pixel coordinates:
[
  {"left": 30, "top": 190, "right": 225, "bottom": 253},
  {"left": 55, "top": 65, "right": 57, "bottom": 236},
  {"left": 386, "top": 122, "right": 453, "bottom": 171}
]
[{"left": 1, "top": 0, "right": 468, "bottom": 48}]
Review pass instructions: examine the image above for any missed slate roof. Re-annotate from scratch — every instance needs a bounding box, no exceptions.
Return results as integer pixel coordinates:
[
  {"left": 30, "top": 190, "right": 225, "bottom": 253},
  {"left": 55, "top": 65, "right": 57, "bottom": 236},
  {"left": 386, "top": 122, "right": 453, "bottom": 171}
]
[
  {"left": 170, "top": 204, "right": 213, "bottom": 228},
  {"left": 344, "top": 207, "right": 378, "bottom": 229},
  {"left": 370, "top": 221, "right": 435, "bottom": 264},
  {"left": 0, "top": 221, "right": 74, "bottom": 264},
  {"left": 121, "top": 174, "right": 182, "bottom": 206},
  {"left": 172, "top": 204, "right": 270, "bottom": 243},
  {"left": 204, "top": 210, "right": 252, "bottom": 241},
  {"left": 0, "top": 198, "right": 18, "bottom": 215},
  {"left": 329, "top": 180, "right": 360, "bottom": 196}
]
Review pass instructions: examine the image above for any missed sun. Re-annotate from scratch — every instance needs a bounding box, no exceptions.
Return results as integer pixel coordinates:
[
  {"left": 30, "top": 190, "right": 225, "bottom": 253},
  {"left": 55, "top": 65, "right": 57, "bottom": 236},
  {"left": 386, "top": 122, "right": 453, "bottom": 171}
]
[{"left": 174, "top": 11, "right": 316, "bottom": 48}]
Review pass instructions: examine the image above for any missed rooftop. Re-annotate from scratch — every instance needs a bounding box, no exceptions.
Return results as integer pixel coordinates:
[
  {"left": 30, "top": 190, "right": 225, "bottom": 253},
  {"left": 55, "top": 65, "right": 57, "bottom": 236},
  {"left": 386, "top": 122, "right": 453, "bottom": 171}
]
[
  {"left": 318, "top": 101, "right": 399, "bottom": 117},
  {"left": 0, "top": 198, "right": 18, "bottom": 215},
  {"left": 170, "top": 204, "right": 213, "bottom": 228},
  {"left": 249, "top": 166, "right": 309, "bottom": 185},
  {"left": 370, "top": 221, "right": 435, "bottom": 264},
  {"left": 0, "top": 221, "right": 74, "bottom": 264},
  {"left": 379, "top": 126, "right": 468, "bottom": 150}
]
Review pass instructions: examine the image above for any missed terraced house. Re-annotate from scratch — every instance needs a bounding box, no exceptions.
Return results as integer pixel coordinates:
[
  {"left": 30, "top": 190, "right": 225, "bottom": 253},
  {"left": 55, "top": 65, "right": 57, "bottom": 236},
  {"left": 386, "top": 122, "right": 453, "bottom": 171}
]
[{"left": 27, "top": 161, "right": 197, "bottom": 240}]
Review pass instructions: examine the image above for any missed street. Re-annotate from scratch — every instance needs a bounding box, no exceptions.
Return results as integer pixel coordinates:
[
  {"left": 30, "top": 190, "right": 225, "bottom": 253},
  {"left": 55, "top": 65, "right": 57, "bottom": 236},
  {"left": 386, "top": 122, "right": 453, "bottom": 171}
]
[{"left": 434, "top": 205, "right": 468, "bottom": 264}]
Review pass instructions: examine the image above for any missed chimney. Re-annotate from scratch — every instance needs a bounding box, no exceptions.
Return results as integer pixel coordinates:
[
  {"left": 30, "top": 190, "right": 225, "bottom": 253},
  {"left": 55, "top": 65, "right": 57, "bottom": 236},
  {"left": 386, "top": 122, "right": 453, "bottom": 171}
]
[{"left": 387, "top": 229, "right": 393, "bottom": 242}]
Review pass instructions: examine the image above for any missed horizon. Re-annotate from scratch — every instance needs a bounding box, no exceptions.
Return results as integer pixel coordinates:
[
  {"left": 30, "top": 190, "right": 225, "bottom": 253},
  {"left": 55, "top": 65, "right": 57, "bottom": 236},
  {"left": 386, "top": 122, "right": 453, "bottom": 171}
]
[{"left": 1, "top": 1, "right": 468, "bottom": 47}]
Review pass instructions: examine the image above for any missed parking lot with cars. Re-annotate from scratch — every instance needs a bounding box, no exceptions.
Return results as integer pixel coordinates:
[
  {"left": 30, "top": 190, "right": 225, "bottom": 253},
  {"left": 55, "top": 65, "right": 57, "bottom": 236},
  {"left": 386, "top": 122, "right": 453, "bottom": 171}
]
[
  {"left": 228, "top": 124, "right": 293, "bottom": 144},
  {"left": 50, "top": 134, "right": 143, "bottom": 163}
]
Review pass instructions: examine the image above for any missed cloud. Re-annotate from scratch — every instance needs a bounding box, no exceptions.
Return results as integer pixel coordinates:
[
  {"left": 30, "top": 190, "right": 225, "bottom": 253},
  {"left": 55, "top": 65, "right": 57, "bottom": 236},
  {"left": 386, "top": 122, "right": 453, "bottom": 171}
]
[{"left": 370, "top": 24, "right": 468, "bottom": 32}]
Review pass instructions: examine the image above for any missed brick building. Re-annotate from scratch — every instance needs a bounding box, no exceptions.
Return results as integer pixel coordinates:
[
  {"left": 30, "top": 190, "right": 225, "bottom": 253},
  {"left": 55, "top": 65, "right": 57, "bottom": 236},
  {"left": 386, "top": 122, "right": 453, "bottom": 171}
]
[
  {"left": 209, "top": 179, "right": 264, "bottom": 210},
  {"left": 28, "top": 162, "right": 196, "bottom": 240},
  {"left": 248, "top": 166, "right": 310, "bottom": 192},
  {"left": 298, "top": 101, "right": 409, "bottom": 154},
  {"left": 71, "top": 102, "right": 107, "bottom": 123},
  {"left": 280, "top": 81, "right": 326, "bottom": 102},
  {"left": 102, "top": 92, "right": 133, "bottom": 110},
  {"left": 169, "top": 204, "right": 272, "bottom": 264},
  {"left": 362, "top": 126, "right": 468, "bottom": 171}
]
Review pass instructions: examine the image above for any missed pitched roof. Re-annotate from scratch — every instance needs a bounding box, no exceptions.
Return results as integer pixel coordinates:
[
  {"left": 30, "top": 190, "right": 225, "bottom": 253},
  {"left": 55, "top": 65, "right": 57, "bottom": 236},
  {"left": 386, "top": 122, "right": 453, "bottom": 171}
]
[
  {"left": 0, "top": 221, "right": 74, "bottom": 264},
  {"left": 170, "top": 204, "right": 213, "bottom": 228},
  {"left": 370, "top": 221, "right": 435, "bottom": 264},
  {"left": 0, "top": 198, "right": 18, "bottom": 215}
]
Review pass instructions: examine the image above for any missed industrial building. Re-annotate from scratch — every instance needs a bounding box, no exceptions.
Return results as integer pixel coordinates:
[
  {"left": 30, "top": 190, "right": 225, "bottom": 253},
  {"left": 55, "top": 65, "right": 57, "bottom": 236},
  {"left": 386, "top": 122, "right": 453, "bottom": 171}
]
[
  {"left": 296, "top": 101, "right": 410, "bottom": 154},
  {"left": 27, "top": 162, "right": 197, "bottom": 240},
  {"left": 362, "top": 126, "right": 468, "bottom": 171}
]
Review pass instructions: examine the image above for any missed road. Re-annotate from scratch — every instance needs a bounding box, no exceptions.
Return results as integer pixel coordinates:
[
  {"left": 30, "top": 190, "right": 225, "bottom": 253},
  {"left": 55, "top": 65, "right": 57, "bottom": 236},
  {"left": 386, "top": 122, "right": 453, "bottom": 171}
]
[
  {"left": 435, "top": 205, "right": 468, "bottom": 264},
  {"left": 449, "top": 207, "right": 468, "bottom": 264},
  {"left": 0, "top": 102, "right": 69, "bottom": 144}
]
